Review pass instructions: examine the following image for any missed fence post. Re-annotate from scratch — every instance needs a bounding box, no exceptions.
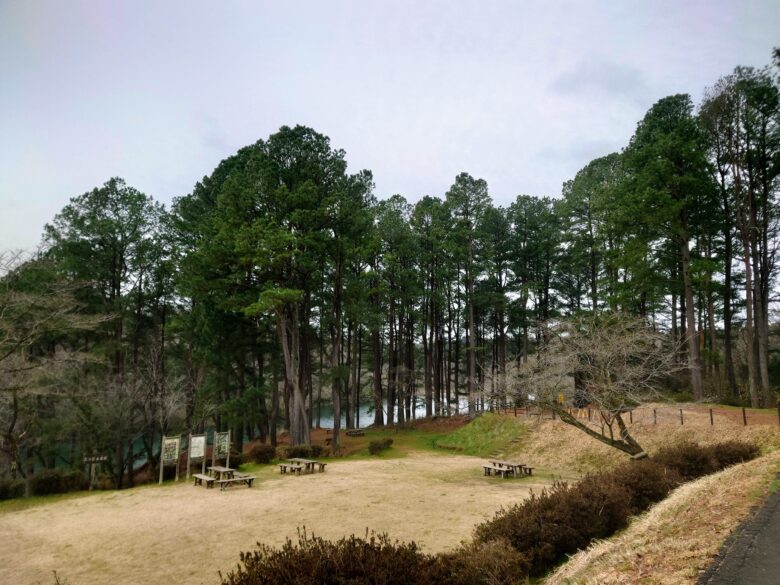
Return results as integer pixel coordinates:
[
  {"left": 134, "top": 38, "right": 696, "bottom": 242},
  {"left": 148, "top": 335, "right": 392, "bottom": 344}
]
[
  {"left": 629, "top": 410, "right": 633, "bottom": 424},
  {"left": 709, "top": 408, "right": 714, "bottom": 426},
  {"left": 680, "top": 409, "right": 684, "bottom": 425},
  {"left": 588, "top": 408, "right": 592, "bottom": 421},
  {"left": 514, "top": 405, "right": 517, "bottom": 417},
  {"left": 742, "top": 407, "right": 747, "bottom": 426},
  {"left": 654, "top": 409, "right": 657, "bottom": 425}
]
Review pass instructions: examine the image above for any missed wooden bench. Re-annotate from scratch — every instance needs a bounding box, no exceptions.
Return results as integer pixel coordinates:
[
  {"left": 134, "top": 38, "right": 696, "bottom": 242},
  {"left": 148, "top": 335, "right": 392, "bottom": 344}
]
[
  {"left": 218, "top": 475, "right": 256, "bottom": 491},
  {"left": 315, "top": 462, "right": 327, "bottom": 472},
  {"left": 280, "top": 464, "right": 304, "bottom": 475},
  {"left": 193, "top": 473, "right": 216, "bottom": 488},
  {"left": 345, "top": 429, "right": 364, "bottom": 437},
  {"left": 522, "top": 466, "right": 534, "bottom": 476}
]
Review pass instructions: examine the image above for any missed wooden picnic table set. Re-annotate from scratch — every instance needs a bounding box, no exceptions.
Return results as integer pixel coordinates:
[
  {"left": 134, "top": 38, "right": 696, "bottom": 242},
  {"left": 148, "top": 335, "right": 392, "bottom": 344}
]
[
  {"left": 482, "top": 459, "right": 534, "bottom": 479},
  {"left": 193, "top": 465, "right": 256, "bottom": 491},
  {"left": 279, "top": 457, "right": 327, "bottom": 475}
]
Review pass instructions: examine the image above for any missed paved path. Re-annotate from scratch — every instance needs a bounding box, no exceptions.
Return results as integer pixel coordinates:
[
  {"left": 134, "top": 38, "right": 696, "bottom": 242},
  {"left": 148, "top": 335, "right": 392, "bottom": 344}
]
[{"left": 699, "top": 476, "right": 780, "bottom": 585}]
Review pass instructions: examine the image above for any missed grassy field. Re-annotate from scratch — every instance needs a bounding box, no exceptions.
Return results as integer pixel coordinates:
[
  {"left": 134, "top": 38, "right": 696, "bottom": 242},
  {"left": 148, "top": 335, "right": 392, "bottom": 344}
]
[
  {"left": 2, "top": 406, "right": 779, "bottom": 585},
  {"left": 0, "top": 416, "right": 547, "bottom": 585}
]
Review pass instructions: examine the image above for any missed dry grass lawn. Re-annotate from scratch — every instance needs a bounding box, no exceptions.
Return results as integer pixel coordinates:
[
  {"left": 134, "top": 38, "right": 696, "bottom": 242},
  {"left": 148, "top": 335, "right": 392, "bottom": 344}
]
[{"left": 0, "top": 453, "right": 545, "bottom": 585}]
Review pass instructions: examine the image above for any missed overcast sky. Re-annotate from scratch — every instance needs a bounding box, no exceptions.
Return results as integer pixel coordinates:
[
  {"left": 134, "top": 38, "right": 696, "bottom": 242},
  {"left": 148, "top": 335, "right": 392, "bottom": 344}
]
[{"left": 1, "top": 0, "right": 777, "bottom": 251}]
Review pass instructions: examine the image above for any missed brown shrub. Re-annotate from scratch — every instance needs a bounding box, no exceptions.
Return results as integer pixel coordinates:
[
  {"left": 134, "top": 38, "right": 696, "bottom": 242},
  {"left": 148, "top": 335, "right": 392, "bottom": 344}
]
[
  {"left": 606, "top": 459, "right": 680, "bottom": 514},
  {"left": 248, "top": 444, "right": 277, "bottom": 464},
  {"left": 474, "top": 475, "right": 632, "bottom": 576},
  {"left": 708, "top": 440, "right": 760, "bottom": 468},
  {"left": 653, "top": 441, "right": 717, "bottom": 480},
  {"left": 220, "top": 531, "right": 441, "bottom": 585},
  {"left": 368, "top": 438, "right": 393, "bottom": 455},
  {"left": 436, "top": 539, "right": 530, "bottom": 585}
]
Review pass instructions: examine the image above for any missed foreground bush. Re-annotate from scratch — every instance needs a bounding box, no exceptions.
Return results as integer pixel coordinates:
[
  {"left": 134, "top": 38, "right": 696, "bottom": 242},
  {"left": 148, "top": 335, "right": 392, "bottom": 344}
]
[
  {"left": 607, "top": 459, "right": 680, "bottom": 514},
  {"left": 708, "top": 440, "right": 760, "bottom": 468},
  {"left": 29, "top": 469, "right": 86, "bottom": 496},
  {"left": 474, "top": 440, "right": 759, "bottom": 577},
  {"left": 248, "top": 444, "right": 276, "bottom": 464},
  {"left": 653, "top": 441, "right": 717, "bottom": 480},
  {"left": 221, "top": 532, "right": 529, "bottom": 585},
  {"left": 436, "top": 539, "right": 530, "bottom": 585},
  {"left": 474, "top": 475, "right": 632, "bottom": 575},
  {"left": 368, "top": 438, "right": 393, "bottom": 455},
  {"left": 653, "top": 440, "right": 759, "bottom": 481},
  {"left": 221, "top": 532, "right": 441, "bottom": 585},
  {"left": 0, "top": 477, "right": 25, "bottom": 500}
]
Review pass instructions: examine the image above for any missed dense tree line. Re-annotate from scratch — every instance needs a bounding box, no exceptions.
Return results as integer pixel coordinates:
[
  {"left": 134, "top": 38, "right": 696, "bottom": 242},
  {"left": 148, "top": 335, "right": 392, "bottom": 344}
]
[{"left": 1, "top": 51, "right": 778, "bottom": 486}]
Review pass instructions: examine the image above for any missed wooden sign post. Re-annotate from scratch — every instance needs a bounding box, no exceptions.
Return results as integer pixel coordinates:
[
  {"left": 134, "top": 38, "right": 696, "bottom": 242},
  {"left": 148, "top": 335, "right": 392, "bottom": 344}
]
[
  {"left": 83, "top": 455, "right": 108, "bottom": 491},
  {"left": 212, "top": 431, "right": 231, "bottom": 469},
  {"left": 187, "top": 434, "right": 207, "bottom": 480},
  {"left": 159, "top": 435, "right": 181, "bottom": 484}
]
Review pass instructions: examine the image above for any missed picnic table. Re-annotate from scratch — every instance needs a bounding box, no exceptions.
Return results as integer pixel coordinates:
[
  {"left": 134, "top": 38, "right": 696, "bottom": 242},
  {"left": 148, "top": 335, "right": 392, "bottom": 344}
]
[
  {"left": 280, "top": 458, "right": 327, "bottom": 475},
  {"left": 208, "top": 465, "right": 235, "bottom": 481},
  {"left": 483, "top": 460, "right": 534, "bottom": 478},
  {"left": 194, "top": 466, "right": 255, "bottom": 490}
]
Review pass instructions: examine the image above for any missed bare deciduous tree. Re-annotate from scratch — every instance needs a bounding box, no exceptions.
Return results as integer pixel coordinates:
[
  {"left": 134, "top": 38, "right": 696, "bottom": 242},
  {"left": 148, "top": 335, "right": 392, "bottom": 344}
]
[
  {"left": 0, "top": 252, "right": 105, "bottom": 477},
  {"left": 513, "top": 313, "right": 682, "bottom": 458}
]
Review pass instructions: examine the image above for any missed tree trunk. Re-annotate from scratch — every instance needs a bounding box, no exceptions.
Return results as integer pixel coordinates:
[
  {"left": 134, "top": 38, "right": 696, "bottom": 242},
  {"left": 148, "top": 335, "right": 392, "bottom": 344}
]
[
  {"left": 277, "top": 304, "right": 309, "bottom": 445},
  {"left": 679, "top": 230, "right": 704, "bottom": 400}
]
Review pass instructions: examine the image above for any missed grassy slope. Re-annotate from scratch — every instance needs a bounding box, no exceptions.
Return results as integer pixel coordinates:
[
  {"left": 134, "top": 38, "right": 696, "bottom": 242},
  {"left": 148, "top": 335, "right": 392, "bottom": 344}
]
[
  {"left": 544, "top": 449, "right": 780, "bottom": 585},
  {"left": 501, "top": 405, "right": 780, "bottom": 476},
  {"left": 434, "top": 412, "right": 525, "bottom": 456}
]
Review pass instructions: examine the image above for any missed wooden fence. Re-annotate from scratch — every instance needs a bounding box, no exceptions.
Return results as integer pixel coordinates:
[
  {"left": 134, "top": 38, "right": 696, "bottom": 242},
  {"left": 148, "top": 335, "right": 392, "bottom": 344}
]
[{"left": 499, "top": 404, "right": 780, "bottom": 427}]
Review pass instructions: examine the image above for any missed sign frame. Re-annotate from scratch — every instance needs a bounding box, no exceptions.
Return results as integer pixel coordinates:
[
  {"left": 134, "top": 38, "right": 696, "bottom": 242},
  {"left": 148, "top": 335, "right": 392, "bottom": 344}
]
[
  {"left": 212, "top": 430, "right": 231, "bottom": 469},
  {"left": 158, "top": 435, "right": 181, "bottom": 484},
  {"left": 187, "top": 433, "right": 207, "bottom": 480},
  {"left": 83, "top": 454, "right": 108, "bottom": 490}
]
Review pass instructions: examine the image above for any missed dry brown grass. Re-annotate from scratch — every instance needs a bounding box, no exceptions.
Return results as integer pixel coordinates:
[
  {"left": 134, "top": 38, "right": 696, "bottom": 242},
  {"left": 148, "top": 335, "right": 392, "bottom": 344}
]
[
  {"left": 503, "top": 404, "right": 780, "bottom": 476},
  {"left": 543, "top": 449, "right": 780, "bottom": 585},
  {"left": 0, "top": 453, "right": 545, "bottom": 585}
]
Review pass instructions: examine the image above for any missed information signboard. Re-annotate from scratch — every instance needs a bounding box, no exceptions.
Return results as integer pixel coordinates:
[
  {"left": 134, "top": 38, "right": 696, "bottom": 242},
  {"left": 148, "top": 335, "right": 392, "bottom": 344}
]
[
  {"left": 213, "top": 430, "right": 231, "bottom": 468},
  {"left": 159, "top": 435, "right": 181, "bottom": 484},
  {"left": 214, "top": 431, "right": 230, "bottom": 458},
  {"left": 190, "top": 435, "right": 206, "bottom": 459},
  {"left": 187, "top": 434, "right": 207, "bottom": 479}
]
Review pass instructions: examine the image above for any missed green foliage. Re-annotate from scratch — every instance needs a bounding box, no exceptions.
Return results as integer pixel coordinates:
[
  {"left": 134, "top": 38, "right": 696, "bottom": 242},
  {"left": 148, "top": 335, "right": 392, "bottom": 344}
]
[
  {"left": 436, "top": 413, "right": 523, "bottom": 456},
  {"left": 367, "top": 438, "right": 393, "bottom": 455}
]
